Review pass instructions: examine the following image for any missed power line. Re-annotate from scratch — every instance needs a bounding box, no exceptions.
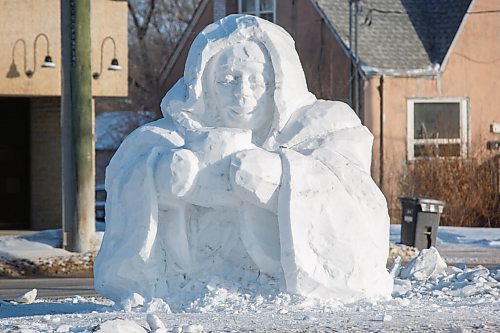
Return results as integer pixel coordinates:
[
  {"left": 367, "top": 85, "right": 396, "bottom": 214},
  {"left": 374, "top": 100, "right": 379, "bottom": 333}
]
[
  {"left": 453, "top": 52, "right": 500, "bottom": 65},
  {"left": 362, "top": 8, "right": 406, "bottom": 26}
]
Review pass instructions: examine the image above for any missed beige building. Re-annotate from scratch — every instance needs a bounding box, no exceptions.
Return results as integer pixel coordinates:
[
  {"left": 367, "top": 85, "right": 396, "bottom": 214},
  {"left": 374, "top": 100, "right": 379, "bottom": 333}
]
[
  {"left": 0, "top": 0, "right": 127, "bottom": 230},
  {"left": 162, "top": 0, "right": 499, "bottom": 223}
]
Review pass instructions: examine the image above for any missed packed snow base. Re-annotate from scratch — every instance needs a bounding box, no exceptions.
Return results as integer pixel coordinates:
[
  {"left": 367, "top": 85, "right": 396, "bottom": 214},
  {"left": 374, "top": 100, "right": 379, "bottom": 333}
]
[
  {"left": 2, "top": 248, "right": 500, "bottom": 332},
  {"left": 95, "top": 14, "right": 391, "bottom": 305}
]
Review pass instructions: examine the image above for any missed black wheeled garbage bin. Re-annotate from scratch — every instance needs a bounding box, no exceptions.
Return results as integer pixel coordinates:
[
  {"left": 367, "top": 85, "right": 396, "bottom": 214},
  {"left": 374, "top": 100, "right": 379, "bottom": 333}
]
[{"left": 399, "top": 197, "right": 445, "bottom": 250}]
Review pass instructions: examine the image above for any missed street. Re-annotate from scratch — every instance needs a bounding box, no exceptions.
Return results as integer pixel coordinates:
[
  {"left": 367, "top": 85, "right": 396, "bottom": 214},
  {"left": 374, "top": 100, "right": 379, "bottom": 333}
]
[{"left": 0, "top": 277, "right": 96, "bottom": 301}]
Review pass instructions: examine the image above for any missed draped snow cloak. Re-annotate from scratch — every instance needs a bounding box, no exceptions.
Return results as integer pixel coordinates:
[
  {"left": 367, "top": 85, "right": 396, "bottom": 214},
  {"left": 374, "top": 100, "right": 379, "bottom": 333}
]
[{"left": 94, "top": 14, "right": 392, "bottom": 303}]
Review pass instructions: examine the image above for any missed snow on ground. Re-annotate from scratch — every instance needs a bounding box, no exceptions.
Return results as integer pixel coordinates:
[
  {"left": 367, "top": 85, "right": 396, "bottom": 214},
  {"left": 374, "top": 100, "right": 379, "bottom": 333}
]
[
  {"left": 0, "top": 229, "right": 71, "bottom": 261},
  {"left": 1, "top": 263, "right": 499, "bottom": 332},
  {"left": 390, "top": 224, "right": 500, "bottom": 249},
  {"left": 1, "top": 226, "right": 499, "bottom": 331},
  {"left": 0, "top": 223, "right": 105, "bottom": 262}
]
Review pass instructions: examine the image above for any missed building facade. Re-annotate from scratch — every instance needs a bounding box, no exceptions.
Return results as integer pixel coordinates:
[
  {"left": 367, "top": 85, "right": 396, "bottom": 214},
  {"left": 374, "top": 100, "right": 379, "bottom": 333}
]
[
  {"left": 0, "top": 0, "right": 128, "bottom": 229},
  {"left": 161, "top": 0, "right": 499, "bottom": 222}
]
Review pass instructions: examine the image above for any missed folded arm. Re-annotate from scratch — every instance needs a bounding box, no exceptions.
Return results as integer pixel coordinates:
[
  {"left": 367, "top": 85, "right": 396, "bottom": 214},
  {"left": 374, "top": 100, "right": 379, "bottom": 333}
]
[{"left": 230, "top": 148, "right": 282, "bottom": 213}]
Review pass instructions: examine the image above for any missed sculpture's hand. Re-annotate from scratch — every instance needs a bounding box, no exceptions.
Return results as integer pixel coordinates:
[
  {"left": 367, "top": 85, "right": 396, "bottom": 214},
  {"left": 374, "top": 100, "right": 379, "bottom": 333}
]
[
  {"left": 154, "top": 149, "right": 199, "bottom": 199},
  {"left": 230, "top": 149, "right": 281, "bottom": 212}
]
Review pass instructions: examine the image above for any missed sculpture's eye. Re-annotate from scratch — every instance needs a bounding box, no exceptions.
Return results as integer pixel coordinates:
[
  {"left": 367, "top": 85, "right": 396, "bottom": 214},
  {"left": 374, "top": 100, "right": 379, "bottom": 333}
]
[
  {"left": 249, "top": 74, "right": 265, "bottom": 88},
  {"left": 218, "top": 74, "right": 236, "bottom": 85}
]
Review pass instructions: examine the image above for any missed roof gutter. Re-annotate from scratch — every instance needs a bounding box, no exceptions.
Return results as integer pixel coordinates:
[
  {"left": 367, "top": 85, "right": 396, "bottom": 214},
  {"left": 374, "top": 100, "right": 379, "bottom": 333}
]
[
  {"left": 361, "top": 66, "right": 441, "bottom": 78},
  {"left": 377, "top": 75, "right": 384, "bottom": 189}
]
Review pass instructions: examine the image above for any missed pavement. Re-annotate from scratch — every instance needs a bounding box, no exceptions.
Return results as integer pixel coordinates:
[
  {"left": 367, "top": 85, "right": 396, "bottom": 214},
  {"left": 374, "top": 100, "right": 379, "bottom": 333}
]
[
  {"left": 438, "top": 247, "right": 500, "bottom": 268},
  {"left": 0, "top": 277, "right": 97, "bottom": 301}
]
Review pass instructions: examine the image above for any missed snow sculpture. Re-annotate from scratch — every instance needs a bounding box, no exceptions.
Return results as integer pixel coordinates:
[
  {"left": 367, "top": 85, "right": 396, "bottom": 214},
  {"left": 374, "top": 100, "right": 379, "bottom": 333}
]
[{"left": 94, "top": 14, "right": 392, "bottom": 304}]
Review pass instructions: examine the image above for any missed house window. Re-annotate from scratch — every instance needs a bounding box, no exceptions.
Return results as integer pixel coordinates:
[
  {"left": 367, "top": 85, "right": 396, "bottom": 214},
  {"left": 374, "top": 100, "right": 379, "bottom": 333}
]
[
  {"left": 238, "top": 0, "right": 276, "bottom": 22},
  {"left": 407, "top": 98, "right": 468, "bottom": 159}
]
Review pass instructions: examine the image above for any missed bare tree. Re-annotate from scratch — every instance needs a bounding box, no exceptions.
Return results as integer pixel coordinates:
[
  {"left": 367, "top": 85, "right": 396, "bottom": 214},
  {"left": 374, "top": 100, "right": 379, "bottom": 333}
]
[
  {"left": 128, "top": 0, "right": 200, "bottom": 114},
  {"left": 98, "top": 0, "right": 200, "bottom": 115}
]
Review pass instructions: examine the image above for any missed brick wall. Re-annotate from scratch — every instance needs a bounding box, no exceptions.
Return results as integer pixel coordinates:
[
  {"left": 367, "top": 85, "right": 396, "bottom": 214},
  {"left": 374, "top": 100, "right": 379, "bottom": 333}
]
[{"left": 30, "top": 97, "right": 62, "bottom": 230}]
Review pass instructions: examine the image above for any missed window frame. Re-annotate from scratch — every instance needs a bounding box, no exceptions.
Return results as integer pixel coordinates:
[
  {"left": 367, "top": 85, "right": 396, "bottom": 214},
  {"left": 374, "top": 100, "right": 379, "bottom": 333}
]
[
  {"left": 238, "top": 0, "right": 276, "bottom": 22},
  {"left": 406, "top": 97, "right": 469, "bottom": 160}
]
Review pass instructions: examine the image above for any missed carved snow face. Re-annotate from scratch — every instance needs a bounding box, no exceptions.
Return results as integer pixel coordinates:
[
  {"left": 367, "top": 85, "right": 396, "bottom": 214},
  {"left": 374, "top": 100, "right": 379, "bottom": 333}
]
[{"left": 208, "top": 42, "right": 275, "bottom": 132}]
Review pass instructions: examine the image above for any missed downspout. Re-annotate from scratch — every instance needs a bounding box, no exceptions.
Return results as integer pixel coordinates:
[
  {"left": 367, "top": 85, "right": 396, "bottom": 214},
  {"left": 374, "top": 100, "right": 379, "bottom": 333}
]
[
  {"left": 354, "top": 0, "right": 360, "bottom": 116},
  {"left": 349, "top": 0, "right": 360, "bottom": 114},
  {"left": 377, "top": 75, "right": 384, "bottom": 190}
]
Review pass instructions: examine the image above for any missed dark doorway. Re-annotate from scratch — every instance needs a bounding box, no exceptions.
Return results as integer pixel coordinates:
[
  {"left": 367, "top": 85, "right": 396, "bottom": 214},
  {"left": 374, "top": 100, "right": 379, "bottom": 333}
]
[{"left": 0, "top": 98, "right": 30, "bottom": 229}]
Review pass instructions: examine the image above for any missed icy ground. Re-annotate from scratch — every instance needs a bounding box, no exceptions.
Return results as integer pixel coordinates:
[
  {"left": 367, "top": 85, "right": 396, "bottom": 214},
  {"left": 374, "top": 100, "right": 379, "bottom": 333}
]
[
  {"left": 1, "top": 226, "right": 499, "bottom": 332},
  {"left": 1, "top": 262, "right": 499, "bottom": 333}
]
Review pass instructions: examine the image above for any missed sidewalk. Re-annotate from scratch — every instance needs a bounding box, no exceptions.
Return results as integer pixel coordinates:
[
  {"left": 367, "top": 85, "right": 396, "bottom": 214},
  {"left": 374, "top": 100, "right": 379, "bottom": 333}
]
[{"left": 439, "top": 247, "right": 500, "bottom": 268}]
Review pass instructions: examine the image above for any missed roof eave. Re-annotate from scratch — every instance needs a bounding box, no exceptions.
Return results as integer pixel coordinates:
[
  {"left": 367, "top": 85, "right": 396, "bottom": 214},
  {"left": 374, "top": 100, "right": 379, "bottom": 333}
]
[
  {"left": 360, "top": 59, "right": 442, "bottom": 78},
  {"left": 440, "top": 0, "right": 476, "bottom": 73},
  {"left": 309, "top": 0, "right": 356, "bottom": 65}
]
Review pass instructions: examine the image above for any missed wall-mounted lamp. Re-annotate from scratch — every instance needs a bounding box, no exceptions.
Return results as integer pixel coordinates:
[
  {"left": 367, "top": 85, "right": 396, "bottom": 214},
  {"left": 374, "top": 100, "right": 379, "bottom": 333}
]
[
  {"left": 6, "top": 39, "right": 26, "bottom": 78},
  {"left": 93, "top": 36, "right": 122, "bottom": 79},
  {"left": 26, "top": 33, "right": 56, "bottom": 77},
  {"left": 6, "top": 33, "right": 56, "bottom": 79}
]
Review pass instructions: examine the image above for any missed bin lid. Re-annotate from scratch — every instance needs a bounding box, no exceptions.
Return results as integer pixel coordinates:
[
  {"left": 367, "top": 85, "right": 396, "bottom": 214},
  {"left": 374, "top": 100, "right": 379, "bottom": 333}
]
[{"left": 399, "top": 196, "right": 445, "bottom": 213}]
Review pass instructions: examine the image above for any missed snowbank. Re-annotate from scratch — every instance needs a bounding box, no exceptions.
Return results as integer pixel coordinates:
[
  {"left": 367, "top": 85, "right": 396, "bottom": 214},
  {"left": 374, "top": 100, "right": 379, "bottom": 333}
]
[{"left": 0, "top": 224, "right": 104, "bottom": 277}]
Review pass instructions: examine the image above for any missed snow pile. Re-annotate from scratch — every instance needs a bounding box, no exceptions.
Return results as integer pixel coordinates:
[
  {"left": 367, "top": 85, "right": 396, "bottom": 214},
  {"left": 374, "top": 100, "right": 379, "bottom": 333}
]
[
  {"left": 15, "top": 289, "right": 37, "bottom": 304},
  {"left": 400, "top": 247, "right": 447, "bottom": 280},
  {"left": 0, "top": 230, "right": 70, "bottom": 261},
  {"left": 392, "top": 247, "right": 500, "bottom": 299},
  {"left": 95, "top": 14, "right": 392, "bottom": 304},
  {"left": 93, "top": 318, "right": 148, "bottom": 333}
]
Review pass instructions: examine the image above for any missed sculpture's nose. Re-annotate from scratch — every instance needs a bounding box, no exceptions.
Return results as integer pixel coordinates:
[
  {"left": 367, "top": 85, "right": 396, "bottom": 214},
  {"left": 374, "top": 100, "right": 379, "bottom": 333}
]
[{"left": 234, "top": 75, "right": 252, "bottom": 98}]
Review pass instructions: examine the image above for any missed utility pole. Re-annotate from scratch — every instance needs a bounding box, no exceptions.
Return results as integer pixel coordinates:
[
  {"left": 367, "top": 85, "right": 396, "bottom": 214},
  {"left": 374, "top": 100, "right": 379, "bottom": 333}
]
[{"left": 61, "top": 0, "right": 95, "bottom": 253}]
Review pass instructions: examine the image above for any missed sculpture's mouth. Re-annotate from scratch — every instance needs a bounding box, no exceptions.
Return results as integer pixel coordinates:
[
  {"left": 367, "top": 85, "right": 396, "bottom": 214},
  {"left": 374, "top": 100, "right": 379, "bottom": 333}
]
[
  {"left": 229, "top": 108, "right": 253, "bottom": 116},
  {"left": 227, "top": 105, "right": 255, "bottom": 118},
  {"left": 226, "top": 96, "right": 258, "bottom": 115}
]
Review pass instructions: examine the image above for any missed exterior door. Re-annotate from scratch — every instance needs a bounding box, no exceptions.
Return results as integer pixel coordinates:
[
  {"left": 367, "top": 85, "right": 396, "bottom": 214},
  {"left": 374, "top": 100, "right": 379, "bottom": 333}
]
[{"left": 0, "top": 98, "right": 30, "bottom": 229}]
